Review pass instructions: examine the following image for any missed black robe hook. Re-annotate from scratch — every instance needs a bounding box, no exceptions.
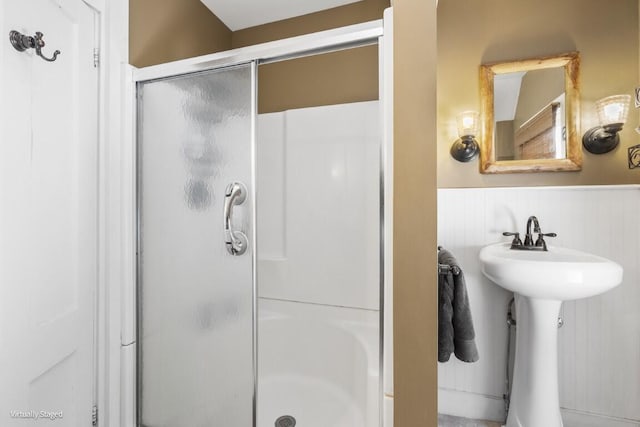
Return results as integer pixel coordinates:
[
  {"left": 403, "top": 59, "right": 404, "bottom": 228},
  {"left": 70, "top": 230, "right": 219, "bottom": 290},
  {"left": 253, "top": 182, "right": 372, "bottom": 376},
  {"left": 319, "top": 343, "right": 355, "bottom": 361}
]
[{"left": 9, "top": 30, "right": 60, "bottom": 62}]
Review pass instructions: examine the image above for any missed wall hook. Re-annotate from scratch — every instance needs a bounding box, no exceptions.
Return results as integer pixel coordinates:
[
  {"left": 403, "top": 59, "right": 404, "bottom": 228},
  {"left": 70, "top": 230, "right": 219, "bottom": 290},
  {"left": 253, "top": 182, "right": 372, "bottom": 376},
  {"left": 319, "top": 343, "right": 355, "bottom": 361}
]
[{"left": 9, "top": 30, "right": 60, "bottom": 62}]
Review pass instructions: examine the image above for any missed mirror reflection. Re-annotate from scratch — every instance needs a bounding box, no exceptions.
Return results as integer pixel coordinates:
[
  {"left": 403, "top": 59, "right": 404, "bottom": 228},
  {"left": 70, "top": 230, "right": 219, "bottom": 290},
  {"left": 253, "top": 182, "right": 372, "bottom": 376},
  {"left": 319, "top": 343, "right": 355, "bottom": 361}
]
[{"left": 494, "top": 68, "right": 565, "bottom": 161}]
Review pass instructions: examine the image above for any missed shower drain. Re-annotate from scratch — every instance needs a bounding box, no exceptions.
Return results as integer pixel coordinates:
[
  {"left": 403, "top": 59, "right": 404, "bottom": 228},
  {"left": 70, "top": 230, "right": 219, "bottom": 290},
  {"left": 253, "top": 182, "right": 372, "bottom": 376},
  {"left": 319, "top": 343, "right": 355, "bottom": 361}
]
[{"left": 275, "top": 415, "right": 296, "bottom": 427}]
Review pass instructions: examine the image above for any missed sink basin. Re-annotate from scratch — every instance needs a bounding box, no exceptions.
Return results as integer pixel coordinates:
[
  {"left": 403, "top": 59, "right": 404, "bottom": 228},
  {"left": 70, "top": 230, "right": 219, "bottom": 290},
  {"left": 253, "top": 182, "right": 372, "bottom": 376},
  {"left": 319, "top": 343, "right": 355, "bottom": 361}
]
[
  {"left": 480, "top": 242, "right": 623, "bottom": 301},
  {"left": 479, "top": 242, "right": 623, "bottom": 427}
]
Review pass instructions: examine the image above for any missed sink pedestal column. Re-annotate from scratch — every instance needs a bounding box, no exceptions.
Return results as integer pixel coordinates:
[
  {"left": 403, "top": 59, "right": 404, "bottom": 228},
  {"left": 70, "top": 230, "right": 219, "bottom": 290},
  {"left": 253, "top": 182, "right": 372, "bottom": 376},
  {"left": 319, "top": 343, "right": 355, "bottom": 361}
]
[{"left": 506, "top": 295, "right": 563, "bottom": 427}]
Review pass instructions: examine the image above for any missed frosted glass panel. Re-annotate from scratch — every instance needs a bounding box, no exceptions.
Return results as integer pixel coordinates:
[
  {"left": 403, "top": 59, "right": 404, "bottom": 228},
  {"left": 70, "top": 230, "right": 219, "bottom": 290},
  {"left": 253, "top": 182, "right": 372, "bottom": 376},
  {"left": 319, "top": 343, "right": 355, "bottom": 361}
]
[{"left": 137, "top": 64, "right": 254, "bottom": 427}]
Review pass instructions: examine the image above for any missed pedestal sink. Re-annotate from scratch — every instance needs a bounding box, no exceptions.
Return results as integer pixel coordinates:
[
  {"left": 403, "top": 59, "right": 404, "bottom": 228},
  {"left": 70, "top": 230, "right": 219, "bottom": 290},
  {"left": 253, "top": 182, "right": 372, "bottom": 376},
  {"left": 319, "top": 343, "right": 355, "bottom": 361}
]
[{"left": 479, "top": 242, "right": 623, "bottom": 427}]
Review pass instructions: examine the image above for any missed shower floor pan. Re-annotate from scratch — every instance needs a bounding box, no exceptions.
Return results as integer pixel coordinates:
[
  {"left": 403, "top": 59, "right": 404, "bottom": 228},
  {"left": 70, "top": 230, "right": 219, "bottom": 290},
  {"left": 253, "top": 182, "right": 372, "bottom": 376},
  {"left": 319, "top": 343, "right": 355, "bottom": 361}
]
[{"left": 257, "top": 298, "right": 379, "bottom": 427}]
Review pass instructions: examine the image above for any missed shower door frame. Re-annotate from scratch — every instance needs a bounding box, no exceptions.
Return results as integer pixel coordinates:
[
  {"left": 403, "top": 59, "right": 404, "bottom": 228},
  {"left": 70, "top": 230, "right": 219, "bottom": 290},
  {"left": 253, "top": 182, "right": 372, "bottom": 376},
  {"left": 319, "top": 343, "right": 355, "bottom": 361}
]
[{"left": 121, "top": 15, "right": 393, "bottom": 427}]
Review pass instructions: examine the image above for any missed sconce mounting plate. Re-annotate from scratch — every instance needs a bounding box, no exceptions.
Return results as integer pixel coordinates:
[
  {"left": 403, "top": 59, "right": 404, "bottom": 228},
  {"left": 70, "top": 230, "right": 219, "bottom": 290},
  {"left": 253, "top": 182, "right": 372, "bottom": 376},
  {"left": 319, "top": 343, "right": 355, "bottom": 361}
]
[
  {"left": 450, "top": 136, "right": 479, "bottom": 162},
  {"left": 582, "top": 126, "right": 620, "bottom": 154}
]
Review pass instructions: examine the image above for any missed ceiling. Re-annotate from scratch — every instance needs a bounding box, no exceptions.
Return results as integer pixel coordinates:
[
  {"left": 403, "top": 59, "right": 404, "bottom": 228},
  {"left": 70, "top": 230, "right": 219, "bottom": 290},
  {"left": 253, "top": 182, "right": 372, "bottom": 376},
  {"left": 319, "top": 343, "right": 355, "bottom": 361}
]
[
  {"left": 200, "top": 0, "right": 364, "bottom": 31},
  {"left": 494, "top": 72, "right": 526, "bottom": 122}
]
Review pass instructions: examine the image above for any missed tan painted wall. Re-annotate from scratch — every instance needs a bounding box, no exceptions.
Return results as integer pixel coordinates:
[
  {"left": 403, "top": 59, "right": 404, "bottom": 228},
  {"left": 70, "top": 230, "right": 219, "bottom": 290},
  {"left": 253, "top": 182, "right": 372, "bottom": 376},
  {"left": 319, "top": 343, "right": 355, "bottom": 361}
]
[
  {"left": 496, "top": 120, "right": 515, "bottom": 160},
  {"left": 514, "top": 68, "right": 565, "bottom": 130},
  {"left": 129, "top": 0, "right": 231, "bottom": 67},
  {"left": 438, "top": 0, "right": 640, "bottom": 188},
  {"left": 257, "top": 46, "right": 378, "bottom": 113},
  {"left": 130, "top": 0, "right": 386, "bottom": 112},
  {"left": 232, "top": 0, "right": 388, "bottom": 113},
  {"left": 393, "top": 0, "right": 438, "bottom": 425}
]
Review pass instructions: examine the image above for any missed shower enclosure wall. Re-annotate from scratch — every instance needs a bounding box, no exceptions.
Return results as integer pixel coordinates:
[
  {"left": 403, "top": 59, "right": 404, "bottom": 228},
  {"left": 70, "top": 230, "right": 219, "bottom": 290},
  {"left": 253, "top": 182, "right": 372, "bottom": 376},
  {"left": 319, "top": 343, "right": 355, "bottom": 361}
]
[{"left": 132, "top": 19, "right": 392, "bottom": 427}]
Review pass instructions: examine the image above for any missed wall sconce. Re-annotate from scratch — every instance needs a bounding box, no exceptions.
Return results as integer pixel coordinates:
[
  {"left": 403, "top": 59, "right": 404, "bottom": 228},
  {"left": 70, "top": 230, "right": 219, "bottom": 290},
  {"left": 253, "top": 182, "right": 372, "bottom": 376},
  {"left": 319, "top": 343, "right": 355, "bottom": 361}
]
[
  {"left": 450, "top": 111, "right": 480, "bottom": 162},
  {"left": 582, "top": 94, "right": 631, "bottom": 154}
]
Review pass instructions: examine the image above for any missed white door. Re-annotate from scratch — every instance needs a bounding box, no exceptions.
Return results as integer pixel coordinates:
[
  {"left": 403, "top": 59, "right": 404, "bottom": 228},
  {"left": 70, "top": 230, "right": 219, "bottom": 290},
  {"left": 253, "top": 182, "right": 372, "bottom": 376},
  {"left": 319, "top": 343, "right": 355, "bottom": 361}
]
[{"left": 0, "top": 0, "right": 99, "bottom": 426}]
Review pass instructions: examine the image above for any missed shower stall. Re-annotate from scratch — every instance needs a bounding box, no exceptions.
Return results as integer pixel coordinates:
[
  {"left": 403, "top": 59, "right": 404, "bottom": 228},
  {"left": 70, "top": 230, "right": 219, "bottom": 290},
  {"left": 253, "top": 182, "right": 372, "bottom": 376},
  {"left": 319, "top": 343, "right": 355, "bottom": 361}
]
[{"left": 131, "top": 18, "right": 392, "bottom": 427}]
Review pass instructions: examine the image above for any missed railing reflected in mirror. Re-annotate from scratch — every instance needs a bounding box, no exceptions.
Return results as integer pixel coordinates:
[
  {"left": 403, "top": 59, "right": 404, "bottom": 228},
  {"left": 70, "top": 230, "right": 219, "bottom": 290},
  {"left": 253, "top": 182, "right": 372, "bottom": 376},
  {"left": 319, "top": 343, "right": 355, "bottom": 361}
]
[{"left": 480, "top": 52, "right": 582, "bottom": 173}]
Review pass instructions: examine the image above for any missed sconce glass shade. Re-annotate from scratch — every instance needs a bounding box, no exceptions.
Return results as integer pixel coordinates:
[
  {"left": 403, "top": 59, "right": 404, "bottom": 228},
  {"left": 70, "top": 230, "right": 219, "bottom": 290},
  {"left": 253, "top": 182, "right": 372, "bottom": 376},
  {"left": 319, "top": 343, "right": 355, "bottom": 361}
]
[
  {"left": 596, "top": 94, "right": 631, "bottom": 126},
  {"left": 451, "top": 111, "right": 480, "bottom": 162},
  {"left": 457, "top": 111, "right": 479, "bottom": 137},
  {"left": 583, "top": 94, "right": 631, "bottom": 154}
]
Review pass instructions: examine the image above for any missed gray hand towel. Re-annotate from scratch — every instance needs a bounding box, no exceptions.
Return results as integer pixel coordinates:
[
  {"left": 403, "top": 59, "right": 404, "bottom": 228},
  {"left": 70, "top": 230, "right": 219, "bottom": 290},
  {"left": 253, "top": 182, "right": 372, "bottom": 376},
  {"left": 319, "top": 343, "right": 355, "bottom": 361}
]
[{"left": 438, "top": 248, "right": 479, "bottom": 363}]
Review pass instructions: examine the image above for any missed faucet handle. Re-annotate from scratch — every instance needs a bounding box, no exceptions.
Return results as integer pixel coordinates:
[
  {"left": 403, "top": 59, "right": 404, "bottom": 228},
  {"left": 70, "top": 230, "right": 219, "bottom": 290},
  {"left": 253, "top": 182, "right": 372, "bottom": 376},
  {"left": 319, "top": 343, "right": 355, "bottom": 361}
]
[
  {"left": 503, "top": 232, "right": 523, "bottom": 247},
  {"left": 535, "top": 232, "right": 557, "bottom": 250}
]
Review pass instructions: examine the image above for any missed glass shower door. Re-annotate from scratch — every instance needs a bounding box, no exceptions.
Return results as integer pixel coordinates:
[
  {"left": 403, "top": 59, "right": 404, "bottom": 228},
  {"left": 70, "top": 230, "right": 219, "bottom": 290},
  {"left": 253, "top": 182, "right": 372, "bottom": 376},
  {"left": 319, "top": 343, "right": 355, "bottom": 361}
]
[{"left": 137, "top": 64, "right": 256, "bottom": 427}]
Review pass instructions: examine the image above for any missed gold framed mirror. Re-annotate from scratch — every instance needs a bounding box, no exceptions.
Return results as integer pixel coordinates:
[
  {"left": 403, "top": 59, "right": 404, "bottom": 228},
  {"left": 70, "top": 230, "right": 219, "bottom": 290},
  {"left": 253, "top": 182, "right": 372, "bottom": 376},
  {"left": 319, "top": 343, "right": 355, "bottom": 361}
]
[{"left": 479, "top": 52, "right": 581, "bottom": 173}]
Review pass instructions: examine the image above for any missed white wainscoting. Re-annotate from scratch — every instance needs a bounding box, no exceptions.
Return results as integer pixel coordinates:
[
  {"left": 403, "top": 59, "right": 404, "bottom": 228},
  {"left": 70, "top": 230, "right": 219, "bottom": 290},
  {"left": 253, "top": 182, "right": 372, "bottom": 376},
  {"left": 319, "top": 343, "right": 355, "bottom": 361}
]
[{"left": 437, "top": 186, "right": 640, "bottom": 426}]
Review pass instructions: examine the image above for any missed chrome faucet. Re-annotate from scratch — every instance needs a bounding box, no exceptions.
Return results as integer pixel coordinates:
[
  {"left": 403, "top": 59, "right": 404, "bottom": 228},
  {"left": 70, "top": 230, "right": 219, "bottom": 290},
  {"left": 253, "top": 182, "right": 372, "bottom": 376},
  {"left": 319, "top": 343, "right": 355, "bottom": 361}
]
[{"left": 503, "top": 215, "right": 556, "bottom": 251}]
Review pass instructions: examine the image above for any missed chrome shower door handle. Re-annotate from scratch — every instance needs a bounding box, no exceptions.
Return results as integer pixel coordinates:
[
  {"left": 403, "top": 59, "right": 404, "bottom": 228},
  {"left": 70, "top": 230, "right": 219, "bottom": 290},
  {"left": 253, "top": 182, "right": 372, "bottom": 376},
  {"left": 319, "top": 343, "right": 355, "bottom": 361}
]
[{"left": 223, "top": 182, "right": 248, "bottom": 256}]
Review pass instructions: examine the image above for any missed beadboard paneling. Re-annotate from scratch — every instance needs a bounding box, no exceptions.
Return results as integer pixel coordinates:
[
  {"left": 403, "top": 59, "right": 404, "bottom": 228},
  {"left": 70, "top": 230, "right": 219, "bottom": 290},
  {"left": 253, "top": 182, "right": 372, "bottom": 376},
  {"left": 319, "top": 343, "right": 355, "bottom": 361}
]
[{"left": 437, "top": 186, "right": 640, "bottom": 423}]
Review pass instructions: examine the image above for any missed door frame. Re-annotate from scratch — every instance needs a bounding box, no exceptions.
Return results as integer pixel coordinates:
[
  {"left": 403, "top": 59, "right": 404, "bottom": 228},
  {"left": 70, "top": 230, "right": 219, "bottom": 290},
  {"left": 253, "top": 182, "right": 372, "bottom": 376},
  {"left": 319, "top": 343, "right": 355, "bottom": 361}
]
[
  {"left": 108, "top": 14, "right": 394, "bottom": 427},
  {"left": 60, "top": 0, "right": 109, "bottom": 425}
]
